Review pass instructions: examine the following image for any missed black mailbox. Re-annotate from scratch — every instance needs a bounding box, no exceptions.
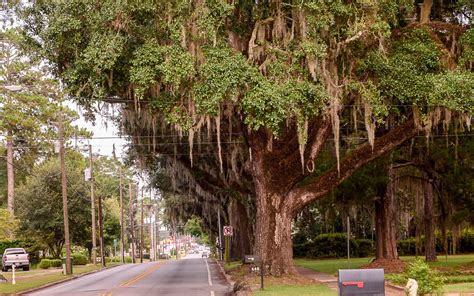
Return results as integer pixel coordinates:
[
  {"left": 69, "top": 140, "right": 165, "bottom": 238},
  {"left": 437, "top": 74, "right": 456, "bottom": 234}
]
[
  {"left": 338, "top": 269, "right": 384, "bottom": 295},
  {"left": 243, "top": 255, "right": 260, "bottom": 264}
]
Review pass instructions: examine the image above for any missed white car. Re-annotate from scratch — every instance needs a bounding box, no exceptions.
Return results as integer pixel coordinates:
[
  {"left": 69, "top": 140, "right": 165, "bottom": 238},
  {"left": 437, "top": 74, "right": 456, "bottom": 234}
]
[{"left": 2, "top": 248, "right": 30, "bottom": 271}]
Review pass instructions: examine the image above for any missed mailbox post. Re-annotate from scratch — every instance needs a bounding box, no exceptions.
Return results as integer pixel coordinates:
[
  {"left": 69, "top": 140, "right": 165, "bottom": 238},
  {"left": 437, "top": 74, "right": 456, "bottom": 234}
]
[
  {"left": 243, "top": 255, "right": 264, "bottom": 290},
  {"left": 338, "top": 269, "right": 385, "bottom": 295}
]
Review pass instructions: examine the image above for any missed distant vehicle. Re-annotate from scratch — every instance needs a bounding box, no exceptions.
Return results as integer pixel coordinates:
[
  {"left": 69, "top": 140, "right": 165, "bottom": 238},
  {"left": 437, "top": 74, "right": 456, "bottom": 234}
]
[
  {"left": 159, "top": 254, "right": 170, "bottom": 259},
  {"left": 2, "top": 248, "right": 29, "bottom": 271},
  {"left": 201, "top": 251, "right": 208, "bottom": 258}
]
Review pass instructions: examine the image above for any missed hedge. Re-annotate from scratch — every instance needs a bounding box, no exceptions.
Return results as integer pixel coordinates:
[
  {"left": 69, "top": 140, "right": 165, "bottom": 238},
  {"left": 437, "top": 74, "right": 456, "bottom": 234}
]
[
  {"left": 293, "top": 233, "right": 375, "bottom": 258},
  {"left": 38, "top": 259, "right": 51, "bottom": 269},
  {"left": 50, "top": 259, "right": 62, "bottom": 268},
  {"left": 71, "top": 253, "right": 88, "bottom": 265},
  {"left": 398, "top": 230, "right": 474, "bottom": 256}
]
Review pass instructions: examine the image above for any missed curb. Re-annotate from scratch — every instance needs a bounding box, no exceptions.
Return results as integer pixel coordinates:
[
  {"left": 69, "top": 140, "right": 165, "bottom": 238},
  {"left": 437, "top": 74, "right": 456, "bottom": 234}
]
[
  {"left": 14, "top": 264, "right": 123, "bottom": 296},
  {"left": 213, "top": 259, "right": 235, "bottom": 288},
  {"left": 386, "top": 282, "right": 406, "bottom": 292}
]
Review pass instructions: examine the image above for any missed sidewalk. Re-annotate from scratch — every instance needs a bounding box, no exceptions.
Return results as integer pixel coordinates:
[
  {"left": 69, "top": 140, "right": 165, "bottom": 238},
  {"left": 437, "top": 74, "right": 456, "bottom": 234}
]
[{"left": 296, "top": 266, "right": 405, "bottom": 296}]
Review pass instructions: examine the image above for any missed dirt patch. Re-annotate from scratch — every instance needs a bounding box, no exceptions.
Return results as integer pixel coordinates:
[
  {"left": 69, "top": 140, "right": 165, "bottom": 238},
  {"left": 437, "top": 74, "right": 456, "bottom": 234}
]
[
  {"left": 228, "top": 264, "right": 320, "bottom": 293},
  {"left": 364, "top": 259, "right": 406, "bottom": 273}
]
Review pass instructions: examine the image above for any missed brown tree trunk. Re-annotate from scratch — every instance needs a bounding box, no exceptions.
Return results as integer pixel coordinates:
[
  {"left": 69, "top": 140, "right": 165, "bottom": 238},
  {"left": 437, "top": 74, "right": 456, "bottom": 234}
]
[
  {"left": 423, "top": 176, "right": 437, "bottom": 262},
  {"left": 420, "top": 0, "right": 433, "bottom": 24},
  {"left": 6, "top": 130, "right": 14, "bottom": 215},
  {"left": 229, "top": 199, "right": 253, "bottom": 260},
  {"left": 374, "top": 166, "right": 399, "bottom": 261},
  {"left": 254, "top": 191, "right": 294, "bottom": 276}
]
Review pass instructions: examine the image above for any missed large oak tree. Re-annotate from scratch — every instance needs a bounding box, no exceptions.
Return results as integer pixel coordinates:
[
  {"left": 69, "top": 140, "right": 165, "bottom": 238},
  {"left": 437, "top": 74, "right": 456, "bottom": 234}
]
[{"left": 18, "top": 0, "right": 473, "bottom": 275}]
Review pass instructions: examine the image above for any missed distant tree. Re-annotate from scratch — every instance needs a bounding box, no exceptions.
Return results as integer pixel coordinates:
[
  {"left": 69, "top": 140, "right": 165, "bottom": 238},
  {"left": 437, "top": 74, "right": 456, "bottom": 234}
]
[{"left": 15, "top": 152, "right": 91, "bottom": 258}]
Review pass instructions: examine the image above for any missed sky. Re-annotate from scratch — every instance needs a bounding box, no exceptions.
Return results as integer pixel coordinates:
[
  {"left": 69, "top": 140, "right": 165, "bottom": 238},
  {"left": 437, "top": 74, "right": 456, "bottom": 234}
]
[{"left": 69, "top": 101, "right": 126, "bottom": 158}]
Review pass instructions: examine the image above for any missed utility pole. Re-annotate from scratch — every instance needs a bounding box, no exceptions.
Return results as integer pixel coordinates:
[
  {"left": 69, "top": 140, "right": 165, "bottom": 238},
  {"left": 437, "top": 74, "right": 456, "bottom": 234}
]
[
  {"left": 89, "top": 145, "right": 97, "bottom": 266},
  {"left": 119, "top": 167, "right": 125, "bottom": 263},
  {"left": 98, "top": 193, "right": 105, "bottom": 267},
  {"left": 6, "top": 130, "right": 14, "bottom": 216},
  {"left": 140, "top": 197, "right": 144, "bottom": 263},
  {"left": 58, "top": 106, "right": 72, "bottom": 275},
  {"left": 217, "top": 209, "right": 223, "bottom": 261},
  {"left": 129, "top": 183, "right": 136, "bottom": 263},
  {"left": 149, "top": 203, "right": 154, "bottom": 261}
]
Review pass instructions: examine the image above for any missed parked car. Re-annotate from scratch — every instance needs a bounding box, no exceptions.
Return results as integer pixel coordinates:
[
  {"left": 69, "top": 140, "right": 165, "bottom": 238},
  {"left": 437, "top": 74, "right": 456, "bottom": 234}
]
[{"left": 2, "top": 248, "right": 29, "bottom": 271}]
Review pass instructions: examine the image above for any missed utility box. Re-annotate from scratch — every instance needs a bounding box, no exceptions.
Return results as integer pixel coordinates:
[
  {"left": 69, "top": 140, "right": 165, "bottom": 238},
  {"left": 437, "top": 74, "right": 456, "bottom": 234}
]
[{"left": 338, "top": 269, "right": 384, "bottom": 296}]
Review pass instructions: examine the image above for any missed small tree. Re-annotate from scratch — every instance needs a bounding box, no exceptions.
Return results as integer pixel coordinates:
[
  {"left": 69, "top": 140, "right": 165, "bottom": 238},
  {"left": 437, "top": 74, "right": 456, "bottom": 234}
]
[{"left": 404, "top": 259, "right": 446, "bottom": 295}]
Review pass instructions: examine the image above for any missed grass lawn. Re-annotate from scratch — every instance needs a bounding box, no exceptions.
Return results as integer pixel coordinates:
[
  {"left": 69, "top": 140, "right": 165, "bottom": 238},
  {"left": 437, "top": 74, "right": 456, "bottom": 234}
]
[
  {"left": 252, "top": 284, "right": 337, "bottom": 295},
  {"left": 294, "top": 257, "right": 373, "bottom": 275},
  {"left": 294, "top": 254, "right": 474, "bottom": 275},
  {"left": 443, "top": 283, "right": 474, "bottom": 293},
  {"left": 0, "top": 263, "right": 123, "bottom": 294},
  {"left": 224, "top": 261, "right": 243, "bottom": 271}
]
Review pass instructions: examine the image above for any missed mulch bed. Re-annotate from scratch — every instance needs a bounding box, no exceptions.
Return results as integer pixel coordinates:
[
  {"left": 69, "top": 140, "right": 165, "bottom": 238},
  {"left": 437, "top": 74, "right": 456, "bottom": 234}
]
[{"left": 364, "top": 259, "right": 406, "bottom": 273}]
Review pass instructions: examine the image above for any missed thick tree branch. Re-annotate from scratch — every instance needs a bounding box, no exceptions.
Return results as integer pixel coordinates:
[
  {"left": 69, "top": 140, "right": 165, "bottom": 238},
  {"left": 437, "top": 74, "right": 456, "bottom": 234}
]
[
  {"left": 306, "top": 114, "right": 332, "bottom": 163},
  {"left": 289, "top": 118, "right": 421, "bottom": 214}
]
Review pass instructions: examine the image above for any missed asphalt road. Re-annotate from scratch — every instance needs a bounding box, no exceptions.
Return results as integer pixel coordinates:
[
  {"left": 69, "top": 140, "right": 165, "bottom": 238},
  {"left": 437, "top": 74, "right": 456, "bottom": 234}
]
[{"left": 27, "top": 254, "right": 231, "bottom": 296}]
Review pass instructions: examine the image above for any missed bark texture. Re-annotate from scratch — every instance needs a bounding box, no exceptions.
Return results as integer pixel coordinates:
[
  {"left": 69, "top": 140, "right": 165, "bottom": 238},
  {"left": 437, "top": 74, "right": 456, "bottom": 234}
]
[
  {"left": 229, "top": 199, "right": 253, "bottom": 260},
  {"left": 423, "top": 176, "right": 437, "bottom": 262},
  {"left": 372, "top": 165, "right": 403, "bottom": 272}
]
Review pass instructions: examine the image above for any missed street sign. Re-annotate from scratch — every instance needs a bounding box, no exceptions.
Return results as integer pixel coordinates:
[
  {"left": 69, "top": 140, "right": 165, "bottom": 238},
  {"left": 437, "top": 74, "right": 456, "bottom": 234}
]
[{"left": 223, "top": 226, "right": 233, "bottom": 236}]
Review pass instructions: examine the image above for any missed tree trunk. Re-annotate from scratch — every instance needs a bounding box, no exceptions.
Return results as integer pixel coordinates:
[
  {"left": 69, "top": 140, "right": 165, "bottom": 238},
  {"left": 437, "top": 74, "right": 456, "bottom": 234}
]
[
  {"left": 254, "top": 189, "right": 294, "bottom": 276},
  {"left": 6, "top": 130, "right": 14, "bottom": 216},
  {"left": 229, "top": 199, "right": 253, "bottom": 260},
  {"left": 420, "top": 0, "right": 433, "bottom": 24},
  {"left": 374, "top": 166, "right": 399, "bottom": 260},
  {"left": 423, "top": 177, "right": 437, "bottom": 262}
]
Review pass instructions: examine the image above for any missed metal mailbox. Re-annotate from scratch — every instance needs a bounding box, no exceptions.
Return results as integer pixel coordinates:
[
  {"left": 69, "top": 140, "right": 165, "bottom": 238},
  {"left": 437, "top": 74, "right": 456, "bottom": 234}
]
[
  {"left": 243, "top": 255, "right": 260, "bottom": 264},
  {"left": 338, "top": 269, "right": 384, "bottom": 296}
]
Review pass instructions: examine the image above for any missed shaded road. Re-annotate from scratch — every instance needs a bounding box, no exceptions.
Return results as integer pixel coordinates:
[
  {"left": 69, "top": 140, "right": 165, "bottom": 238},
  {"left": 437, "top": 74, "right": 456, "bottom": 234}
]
[{"left": 27, "top": 255, "right": 231, "bottom": 296}]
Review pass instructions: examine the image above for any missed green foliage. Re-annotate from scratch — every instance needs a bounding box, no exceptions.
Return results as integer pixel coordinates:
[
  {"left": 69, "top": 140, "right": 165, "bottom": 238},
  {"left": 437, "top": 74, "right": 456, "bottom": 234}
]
[
  {"left": 459, "top": 28, "right": 474, "bottom": 68},
  {"left": 71, "top": 253, "right": 88, "bottom": 265},
  {"left": 50, "top": 259, "right": 62, "bottom": 268},
  {"left": 403, "top": 259, "right": 446, "bottom": 295},
  {"left": 38, "top": 259, "right": 51, "bottom": 269},
  {"left": 397, "top": 231, "right": 474, "bottom": 256},
  {"left": 15, "top": 153, "right": 91, "bottom": 258},
  {"left": 0, "top": 209, "right": 18, "bottom": 240},
  {"left": 184, "top": 216, "right": 205, "bottom": 238},
  {"left": 293, "top": 233, "right": 374, "bottom": 259}
]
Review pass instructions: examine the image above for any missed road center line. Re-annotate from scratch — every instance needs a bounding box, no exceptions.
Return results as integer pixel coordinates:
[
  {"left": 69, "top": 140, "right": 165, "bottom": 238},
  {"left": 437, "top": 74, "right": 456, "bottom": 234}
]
[
  {"left": 120, "top": 262, "right": 164, "bottom": 287},
  {"left": 205, "top": 259, "right": 213, "bottom": 286},
  {"left": 210, "top": 291, "right": 215, "bottom": 296}
]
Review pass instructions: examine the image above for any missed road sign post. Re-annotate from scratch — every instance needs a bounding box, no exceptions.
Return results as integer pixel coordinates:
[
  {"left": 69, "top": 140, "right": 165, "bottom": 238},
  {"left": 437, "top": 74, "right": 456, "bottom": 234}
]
[{"left": 223, "top": 226, "right": 233, "bottom": 264}]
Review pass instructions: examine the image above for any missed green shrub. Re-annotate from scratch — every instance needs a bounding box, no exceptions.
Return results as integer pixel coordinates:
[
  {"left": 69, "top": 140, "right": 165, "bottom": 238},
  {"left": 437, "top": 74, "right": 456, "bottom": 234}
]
[
  {"left": 293, "top": 233, "right": 375, "bottom": 258},
  {"left": 400, "top": 258, "right": 446, "bottom": 295},
  {"left": 355, "top": 239, "right": 374, "bottom": 257},
  {"left": 50, "top": 259, "right": 62, "bottom": 268},
  {"left": 397, "top": 230, "right": 474, "bottom": 255},
  {"left": 397, "top": 237, "right": 418, "bottom": 256},
  {"left": 125, "top": 256, "right": 132, "bottom": 263},
  {"left": 71, "top": 254, "right": 88, "bottom": 265},
  {"left": 38, "top": 259, "right": 51, "bottom": 269}
]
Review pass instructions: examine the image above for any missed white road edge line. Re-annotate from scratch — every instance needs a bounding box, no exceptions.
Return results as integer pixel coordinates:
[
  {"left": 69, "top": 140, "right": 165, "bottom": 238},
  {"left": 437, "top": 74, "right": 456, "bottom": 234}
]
[
  {"left": 205, "top": 258, "right": 213, "bottom": 286},
  {"left": 211, "top": 291, "right": 215, "bottom": 296}
]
